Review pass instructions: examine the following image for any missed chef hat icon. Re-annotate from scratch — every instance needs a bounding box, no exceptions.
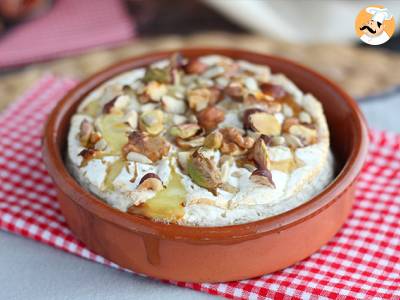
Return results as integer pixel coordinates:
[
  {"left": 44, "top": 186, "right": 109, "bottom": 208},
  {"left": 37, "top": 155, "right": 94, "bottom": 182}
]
[{"left": 366, "top": 7, "right": 393, "bottom": 24}]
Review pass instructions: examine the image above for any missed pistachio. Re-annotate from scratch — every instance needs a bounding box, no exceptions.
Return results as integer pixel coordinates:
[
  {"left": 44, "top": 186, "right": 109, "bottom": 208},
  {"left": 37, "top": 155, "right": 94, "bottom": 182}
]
[
  {"left": 126, "top": 152, "right": 153, "bottom": 164},
  {"left": 143, "top": 67, "right": 171, "bottom": 84},
  {"left": 79, "top": 119, "right": 93, "bottom": 146},
  {"left": 187, "top": 150, "right": 222, "bottom": 194},
  {"left": 137, "top": 173, "right": 164, "bottom": 191},
  {"left": 252, "top": 137, "right": 271, "bottom": 170},
  {"left": 259, "top": 83, "right": 286, "bottom": 99},
  {"left": 196, "top": 106, "right": 225, "bottom": 131},
  {"left": 176, "top": 136, "right": 205, "bottom": 149},
  {"left": 242, "top": 108, "right": 265, "bottom": 130},
  {"left": 161, "top": 95, "right": 186, "bottom": 114},
  {"left": 184, "top": 59, "right": 208, "bottom": 74},
  {"left": 169, "top": 123, "right": 201, "bottom": 139},
  {"left": 299, "top": 111, "right": 312, "bottom": 124},
  {"left": 123, "top": 131, "right": 170, "bottom": 162},
  {"left": 204, "top": 131, "right": 223, "bottom": 149},
  {"left": 250, "top": 169, "right": 275, "bottom": 188},
  {"left": 289, "top": 124, "right": 318, "bottom": 145},
  {"left": 187, "top": 88, "right": 220, "bottom": 112},
  {"left": 284, "top": 133, "right": 304, "bottom": 148},
  {"left": 144, "top": 81, "right": 168, "bottom": 102},
  {"left": 139, "top": 110, "right": 164, "bottom": 135},
  {"left": 249, "top": 112, "right": 281, "bottom": 136}
]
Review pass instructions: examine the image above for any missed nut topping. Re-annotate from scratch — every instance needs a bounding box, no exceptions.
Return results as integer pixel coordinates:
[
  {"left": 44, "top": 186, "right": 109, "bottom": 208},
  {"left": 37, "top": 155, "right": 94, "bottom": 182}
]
[
  {"left": 176, "top": 136, "right": 205, "bottom": 149},
  {"left": 169, "top": 123, "right": 201, "bottom": 140},
  {"left": 249, "top": 112, "right": 281, "bottom": 136},
  {"left": 284, "top": 133, "right": 304, "bottom": 148},
  {"left": 184, "top": 59, "right": 208, "bottom": 74},
  {"left": 288, "top": 124, "right": 318, "bottom": 145},
  {"left": 79, "top": 119, "right": 94, "bottom": 146},
  {"left": 187, "top": 150, "right": 222, "bottom": 194},
  {"left": 250, "top": 169, "right": 275, "bottom": 188},
  {"left": 299, "top": 111, "right": 312, "bottom": 124},
  {"left": 224, "top": 82, "right": 244, "bottom": 101},
  {"left": 204, "top": 130, "right": 223, "bottom": 149},
  {"left": 259, "top": 83, "right": 286, "bottom": 99},
  {"left": 187, "top": 88, "right": 221, "bottom": 112},
  {"left": 123, "top": 131, "right": 170, "bottom": 162},
  {"left": 220, "top": 127, "right": 254, "bottom": 150},
  {"left": 282, "top": 117, "right": 299, "bottom": 132},
  {"left": 143, "top": 67, "right": 171, "bottom": 84},
  {"left": 242, "top": 108, "right": 265, "bottom": 130},
  {"left": 251, "top": 137, "right": 271, "bottom": 170},
  {"left": 196, "top": 106, "right": 225, "bottom": 131},
  {"left": 139, "top": 110, "right": 164, "bottom": 135},
  {"left": 137, "top": 173, "right": 164, "bottom": 191}
]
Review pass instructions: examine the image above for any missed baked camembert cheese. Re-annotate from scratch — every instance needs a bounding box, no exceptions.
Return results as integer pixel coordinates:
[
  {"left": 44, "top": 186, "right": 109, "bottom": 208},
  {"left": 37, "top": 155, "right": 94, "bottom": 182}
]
[{"left": 67, "top": 54, "right": 335, "bottom": 226}]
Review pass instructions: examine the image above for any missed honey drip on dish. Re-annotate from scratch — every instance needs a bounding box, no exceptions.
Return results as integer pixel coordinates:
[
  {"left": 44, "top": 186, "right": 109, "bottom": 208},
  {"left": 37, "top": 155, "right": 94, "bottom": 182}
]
[
  {"left": 128, "top": 170, "right": 186, "bottom": 222},
  {"left": 270, "top": 157, "right": 303, "bottom": 173},
  {"left": 277, "top": 95, "right": 302, "bottom": 117},
  {"left": 96, "top": 114, "right": 130, "bottom": 154}
]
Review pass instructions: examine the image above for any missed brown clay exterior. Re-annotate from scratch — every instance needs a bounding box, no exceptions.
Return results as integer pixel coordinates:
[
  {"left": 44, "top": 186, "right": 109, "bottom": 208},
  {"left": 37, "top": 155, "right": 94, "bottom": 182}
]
[{"left": 42, "top": 49, "right": 369, "bottom": 283}]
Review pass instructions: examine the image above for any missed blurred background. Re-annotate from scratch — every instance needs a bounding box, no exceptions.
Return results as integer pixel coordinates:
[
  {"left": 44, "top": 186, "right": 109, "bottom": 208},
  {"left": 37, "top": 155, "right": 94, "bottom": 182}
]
[{"left": 1, "top": 0, "right": 400, "bottom": 110}]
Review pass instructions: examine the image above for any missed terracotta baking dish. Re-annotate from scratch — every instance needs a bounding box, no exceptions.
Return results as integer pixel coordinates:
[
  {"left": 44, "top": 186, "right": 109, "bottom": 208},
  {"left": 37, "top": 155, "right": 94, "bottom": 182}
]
[{"left": 42, "top": 48, "right": 368, "bottom": 283}]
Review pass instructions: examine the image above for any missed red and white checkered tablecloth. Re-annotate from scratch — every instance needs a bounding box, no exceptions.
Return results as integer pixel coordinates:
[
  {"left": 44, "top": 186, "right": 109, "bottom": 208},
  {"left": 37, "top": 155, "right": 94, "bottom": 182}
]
[{"left": 0, "top": 76, "right": 399, "bottom": 299}]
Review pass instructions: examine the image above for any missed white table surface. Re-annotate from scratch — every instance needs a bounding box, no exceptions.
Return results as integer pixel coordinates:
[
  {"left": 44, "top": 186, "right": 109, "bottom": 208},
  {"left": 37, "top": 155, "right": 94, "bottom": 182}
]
[{"left": 1, "top": 92, "right": 399, "bottom": 300}]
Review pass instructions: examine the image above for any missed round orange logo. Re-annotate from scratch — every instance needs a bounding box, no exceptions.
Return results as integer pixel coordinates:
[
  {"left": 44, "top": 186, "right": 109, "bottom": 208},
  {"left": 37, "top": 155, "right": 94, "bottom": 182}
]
[{"left": 355, "top": 5, "right": 395, "bottom": 46}]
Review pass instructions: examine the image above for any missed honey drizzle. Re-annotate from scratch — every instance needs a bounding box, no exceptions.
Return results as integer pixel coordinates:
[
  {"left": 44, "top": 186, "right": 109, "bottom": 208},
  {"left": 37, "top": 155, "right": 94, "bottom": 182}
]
[{"left": 128, "top": 170, "right": 186, "bottom": 222}]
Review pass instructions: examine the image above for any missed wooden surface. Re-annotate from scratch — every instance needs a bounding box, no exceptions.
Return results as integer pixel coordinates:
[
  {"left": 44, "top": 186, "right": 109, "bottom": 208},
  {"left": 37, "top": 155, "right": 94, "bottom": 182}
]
[{"left": 1, "top": 32, "right": 400, "bottom": 111}]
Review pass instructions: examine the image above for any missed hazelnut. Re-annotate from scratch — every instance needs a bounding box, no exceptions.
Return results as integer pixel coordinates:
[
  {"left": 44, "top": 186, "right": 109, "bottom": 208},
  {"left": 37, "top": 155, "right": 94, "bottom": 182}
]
[
  {"left": 184, "top": 59, "right": 208, "bottom": 74},
  {"left": 259, "top": 83, "right": 286, "bottom": 99},
  {"left": 138, "top": 173, "right": 164, "bottom": 191},
  {"left": 242, "top": 108, "right": 265, "bottom": 130},
  {"left": 197, "top": 106, "right": 225, "bottom": 131}
]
